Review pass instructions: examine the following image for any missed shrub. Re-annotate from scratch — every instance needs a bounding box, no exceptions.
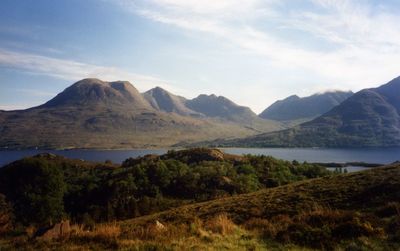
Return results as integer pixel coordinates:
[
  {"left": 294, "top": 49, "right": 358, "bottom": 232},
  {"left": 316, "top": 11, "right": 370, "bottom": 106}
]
[
  {"left": 375, "top": 202, "right": 400, "bottom": 218},
  {"left": 0, "top": 193, "right": 13, "bottom": 234},
  {"left": 0, "top": 158, "right": 66, "bottom": 226},
  {"left": 244, "top": 218, "right": 278, "bottom": 238}
]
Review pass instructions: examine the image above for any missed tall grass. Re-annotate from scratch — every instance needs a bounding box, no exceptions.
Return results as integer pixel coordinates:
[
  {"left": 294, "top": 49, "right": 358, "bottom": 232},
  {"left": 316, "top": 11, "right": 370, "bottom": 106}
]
[{"left": 71, "top": 221, "right": 121, "bottom": 245}]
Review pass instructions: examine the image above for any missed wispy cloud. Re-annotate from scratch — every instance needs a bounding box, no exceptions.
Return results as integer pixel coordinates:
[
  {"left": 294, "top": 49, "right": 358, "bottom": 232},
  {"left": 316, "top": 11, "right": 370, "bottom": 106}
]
[
  {"left": 0, "top": 49, "right": 179, "bottom": 92},
  {"left": 15, "top": 88, "right": 56, "bottom": 97},
  {"left": 116, "top": 0, "right": 400, "bottom": 92}
]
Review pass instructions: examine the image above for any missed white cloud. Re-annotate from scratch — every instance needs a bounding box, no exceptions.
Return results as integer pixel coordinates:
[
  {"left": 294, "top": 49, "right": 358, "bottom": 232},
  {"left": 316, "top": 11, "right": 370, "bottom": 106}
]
[
  {"left": 0, "top": 49, "right": 181, "bottom": 93},
  {"left": 117, "top": 0, "right": 400, "bottom": 95},
  {"left": 15, "top": 88, "right": 56, "bottom": 97}
]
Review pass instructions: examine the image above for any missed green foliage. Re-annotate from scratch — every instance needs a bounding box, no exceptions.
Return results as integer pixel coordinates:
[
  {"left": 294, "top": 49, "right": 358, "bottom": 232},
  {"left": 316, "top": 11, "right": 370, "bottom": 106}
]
[
  {"left": 0, "top": 158, "right": 65, "bottom": 226},
  {"left": 0, "top": 149, "right": 332, "bottom": 226}
]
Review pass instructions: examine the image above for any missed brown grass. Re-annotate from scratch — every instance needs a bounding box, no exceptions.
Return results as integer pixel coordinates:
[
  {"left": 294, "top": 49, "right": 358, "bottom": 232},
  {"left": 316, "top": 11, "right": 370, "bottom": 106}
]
[
  {"left": 125, "top": 221, "right": 191, "bottom": 241},
  {"left": 205, "top": 213, "right": 236, "bottom": 235},
  {"left": 71, "top": 222, "right": 121, "bottom": 244}
]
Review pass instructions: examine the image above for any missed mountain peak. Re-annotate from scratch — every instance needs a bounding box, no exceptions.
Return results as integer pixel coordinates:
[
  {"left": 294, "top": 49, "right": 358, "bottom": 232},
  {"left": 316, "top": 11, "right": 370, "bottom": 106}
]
[
  {"left": 143, "top": 86, "right": 197, "bottom": 116},
  {"left": 259, "top": 90, "right": 353, "bottom": 122},
  {"left": 186, "top": 94, "right": 256, "bottom": 121},
  {"left": 40, "top": 78, "right": 152, "bottom": 110}
]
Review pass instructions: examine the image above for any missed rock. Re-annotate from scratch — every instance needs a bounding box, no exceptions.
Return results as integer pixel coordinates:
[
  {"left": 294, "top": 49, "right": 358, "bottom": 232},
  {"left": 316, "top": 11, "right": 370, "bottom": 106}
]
[
  {"left": 36, "top": 220, "right": 71, "bottom": 241},
  {"left": 155, "top": 220, "right": 165, "bottom": 230}
]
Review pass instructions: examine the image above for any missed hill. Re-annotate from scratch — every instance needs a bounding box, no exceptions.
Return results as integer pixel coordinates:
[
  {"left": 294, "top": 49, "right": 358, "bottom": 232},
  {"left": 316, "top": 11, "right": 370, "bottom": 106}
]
[
  {"left": 259, "top": 91, "right": 353, "bottom": 124},
  {"left": 117, "top": 164, "right": 400, "bottom": 249},
  {"left": 0, "top": 79, "right": 283, "bottom": 149},
  {"left": 217, "top": 76, "right": 400, "bottom": 147},
  {"left": 0, "top": 151, "right": 399, "bottom": 250},
  {"left": 124, "top": 164, "right": 400, "bottom": 225}
]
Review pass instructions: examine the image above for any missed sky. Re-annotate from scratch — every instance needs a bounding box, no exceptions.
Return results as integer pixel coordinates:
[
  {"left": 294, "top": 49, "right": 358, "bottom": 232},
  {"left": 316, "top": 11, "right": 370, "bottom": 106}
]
[{"left": 1, "top": 0, "right": 400, "bottom": 113}]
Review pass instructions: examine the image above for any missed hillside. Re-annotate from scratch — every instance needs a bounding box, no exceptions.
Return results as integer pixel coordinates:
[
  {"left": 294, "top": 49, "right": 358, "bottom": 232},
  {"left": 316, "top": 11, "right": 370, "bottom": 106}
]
[
  {"left": 117, "top": 164, "right": 400, "bottom": 249},
  {"left": 259, "top": 91, "right": 353, "bottom": 124},
  {"left": 0, "top": 79, "right": 283, "bottom": 149},
  {"left": 0, "top": 152, "right": 399, "bottom": 250},
  {"left": 217, "top": 76, "right": 400, "bottom": 147},
  {"left": 123, "top": 164, "right": 400, "bottom": 225}
]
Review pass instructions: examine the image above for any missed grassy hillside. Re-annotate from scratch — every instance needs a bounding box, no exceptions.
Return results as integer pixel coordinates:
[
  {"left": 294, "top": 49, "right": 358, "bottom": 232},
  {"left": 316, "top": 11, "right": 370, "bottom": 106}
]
[
  {"left": 124, "top": 164, "right": 400, "bottom": 226},
  {"left": 115, "top": 164, "right": 399, "bottom": 250},
  {"left": 1, "top": 157, "right": 399, "bottom": 250}
]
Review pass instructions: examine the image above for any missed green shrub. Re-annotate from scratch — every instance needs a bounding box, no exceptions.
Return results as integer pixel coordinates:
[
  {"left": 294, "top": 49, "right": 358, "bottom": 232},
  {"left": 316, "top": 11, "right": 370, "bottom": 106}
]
[{"left": 0, "top": 158, "right": 65, "bottom": 226}]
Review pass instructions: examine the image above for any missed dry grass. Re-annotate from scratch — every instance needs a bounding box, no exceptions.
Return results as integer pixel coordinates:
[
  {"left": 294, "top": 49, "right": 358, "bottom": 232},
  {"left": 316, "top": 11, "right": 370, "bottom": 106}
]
[
  {"left": 205, "top": 213, "right": 236, "bottom": 235},
  {"left": 71, "top": 222, "right": 121, "bottom": 245}
]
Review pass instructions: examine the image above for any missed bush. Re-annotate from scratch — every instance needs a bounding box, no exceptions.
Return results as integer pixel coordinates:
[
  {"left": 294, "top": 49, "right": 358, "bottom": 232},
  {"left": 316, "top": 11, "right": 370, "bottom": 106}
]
[
  {"left": 0, "top": 158, "right": 66, "bottom": 226},
  {"left": 0, "top": 193, "right": 13, "bottom": 234}
]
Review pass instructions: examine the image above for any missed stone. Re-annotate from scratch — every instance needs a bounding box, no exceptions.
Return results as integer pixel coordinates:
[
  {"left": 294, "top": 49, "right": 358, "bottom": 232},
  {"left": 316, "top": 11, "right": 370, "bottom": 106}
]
[{"left": 36, "top": 220, "right": 71, "bottom": 241}]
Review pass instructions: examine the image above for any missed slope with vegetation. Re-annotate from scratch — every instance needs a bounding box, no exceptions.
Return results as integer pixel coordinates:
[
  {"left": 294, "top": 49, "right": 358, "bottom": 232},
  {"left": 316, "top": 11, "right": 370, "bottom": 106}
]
[
  {"left": 0, "top": 151, "right": 399, "bottom": 250},
  {"left": 0, "top": 149, "right": 329, "bottom": 226}
]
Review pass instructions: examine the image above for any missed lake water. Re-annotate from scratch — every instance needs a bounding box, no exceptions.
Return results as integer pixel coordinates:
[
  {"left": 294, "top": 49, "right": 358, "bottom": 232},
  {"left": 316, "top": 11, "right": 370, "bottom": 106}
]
[{"left": 1, "top": 147, "right": 399, "bottom": 168}]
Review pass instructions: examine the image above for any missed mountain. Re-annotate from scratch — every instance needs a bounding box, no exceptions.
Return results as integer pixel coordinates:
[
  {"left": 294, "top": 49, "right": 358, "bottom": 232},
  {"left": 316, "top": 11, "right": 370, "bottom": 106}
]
[
  {"left": 41, "top": 78, "right": 152, "bottom": 110},
  {"left": 186, "top": 94, "right": 258, "bottom": 123},
  {"left": 259, "top": 91, "right": 353, "bottom": 124},
  {"left": 143, "top": 87, "right": 200, "bottom": 116},
  {"left": 0, "top": 79, "right": 283, "bottom": 149},
  {"left": 211, "top": 76, "right": 400, "bottom": 147}
]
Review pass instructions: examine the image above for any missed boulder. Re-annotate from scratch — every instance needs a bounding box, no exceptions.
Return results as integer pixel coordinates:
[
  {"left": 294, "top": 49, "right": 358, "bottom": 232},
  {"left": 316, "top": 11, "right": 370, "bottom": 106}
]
[{"left": 36, "top": 220, "right": 71, "bottom": 241}]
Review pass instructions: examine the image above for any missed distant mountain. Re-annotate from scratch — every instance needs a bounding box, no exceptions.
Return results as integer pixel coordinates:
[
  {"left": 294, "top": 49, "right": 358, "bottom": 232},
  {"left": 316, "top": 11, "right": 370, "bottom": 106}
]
[
  {"left": 40, "top": 78, "right": 153, "bottom": 110},
  {"left": 0, "top": 78, "right": 282, "bottom": 149},
  {"left": 143, "top": 87, "right": 200, "bottom": 116},
  {"left": 186, "top": 94, "right": 258, "bottom": 123},
  {"left": 259, "top": 91, "right": 353, "bottom": 123},
  {"left": 211, "top": 77, "right": 400, "bottom": 147}
]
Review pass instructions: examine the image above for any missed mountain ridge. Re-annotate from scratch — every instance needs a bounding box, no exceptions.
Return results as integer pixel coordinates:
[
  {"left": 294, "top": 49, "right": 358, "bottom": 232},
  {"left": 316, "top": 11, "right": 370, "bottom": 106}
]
[
  {"left": 259, "top": 90, "right": 353, "bottom": 123},
  {"left": 0, "top": 78, "right": 283, "bottom": 149},
  {"left": 214, "top": 76, "right": 400, "bottom": 147}
]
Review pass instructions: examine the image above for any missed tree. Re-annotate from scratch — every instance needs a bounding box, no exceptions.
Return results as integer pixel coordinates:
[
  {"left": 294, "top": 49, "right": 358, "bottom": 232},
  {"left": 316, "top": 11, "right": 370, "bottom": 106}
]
[{"left": 0, "top": 158, "right": 66, "bottom": 226}]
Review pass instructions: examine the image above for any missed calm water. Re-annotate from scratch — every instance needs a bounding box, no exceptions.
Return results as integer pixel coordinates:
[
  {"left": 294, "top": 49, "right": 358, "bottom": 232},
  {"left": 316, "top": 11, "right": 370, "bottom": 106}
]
[{"left": 1, "top": 147, "right": 399, "bottom": 168}]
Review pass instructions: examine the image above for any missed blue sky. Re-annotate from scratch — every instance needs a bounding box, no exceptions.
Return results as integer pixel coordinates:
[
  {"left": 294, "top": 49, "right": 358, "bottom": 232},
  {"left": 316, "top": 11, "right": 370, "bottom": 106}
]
[{"left": 1, "top": 0, "right": 400, "bottom": 113}]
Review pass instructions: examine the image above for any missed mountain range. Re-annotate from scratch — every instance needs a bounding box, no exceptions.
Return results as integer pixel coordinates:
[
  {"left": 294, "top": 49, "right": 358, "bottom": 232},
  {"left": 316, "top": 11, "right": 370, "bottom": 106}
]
[
  {"left": 214, "top": 76, "right": 400, "bottom": 147},
  {"left": 259, "top": 91, "right": 353, "bottom": 124},
  {"left": 2, "top": 76, "right": 400, "bottom": 149},
  {"left": 0, "top": 78, "right": 282, "bottom": 149}
]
